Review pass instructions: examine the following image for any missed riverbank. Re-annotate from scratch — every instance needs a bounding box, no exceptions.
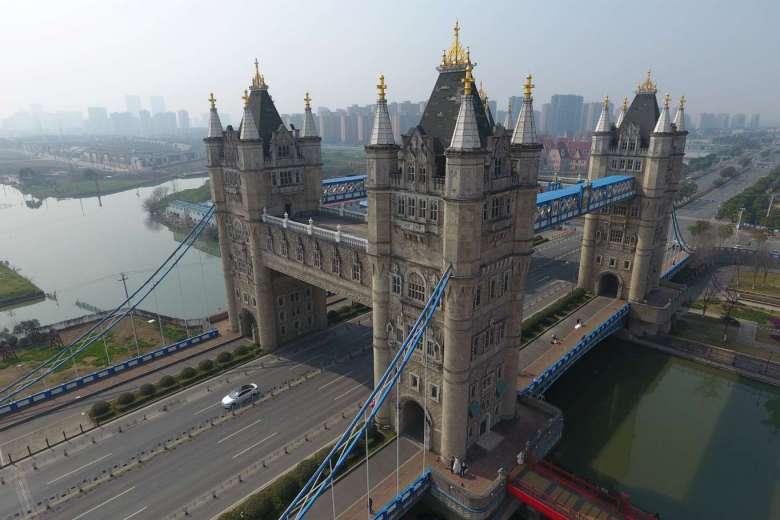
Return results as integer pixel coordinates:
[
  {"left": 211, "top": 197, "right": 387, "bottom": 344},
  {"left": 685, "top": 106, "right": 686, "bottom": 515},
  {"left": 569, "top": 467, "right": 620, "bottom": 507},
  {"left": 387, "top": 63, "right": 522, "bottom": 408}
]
[{"left": 0, "top": 262, "right": 44, "bottom": 310}]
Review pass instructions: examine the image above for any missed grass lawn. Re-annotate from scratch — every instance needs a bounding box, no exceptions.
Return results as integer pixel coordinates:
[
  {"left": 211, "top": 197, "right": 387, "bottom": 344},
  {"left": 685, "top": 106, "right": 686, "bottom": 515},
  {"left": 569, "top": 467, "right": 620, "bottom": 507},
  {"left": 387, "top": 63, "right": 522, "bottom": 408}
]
[
  {"left": 731, "top": 271, "right": 780, "bottom": 298},
  {"left": 0, "top": 263, "right": 42, "bottom": 304},
  {"left": 671, "top": 314, "right": 777, "bottom": 361},
  {"left": 160, "top": 180, "right": 211, "bottom": 209}
]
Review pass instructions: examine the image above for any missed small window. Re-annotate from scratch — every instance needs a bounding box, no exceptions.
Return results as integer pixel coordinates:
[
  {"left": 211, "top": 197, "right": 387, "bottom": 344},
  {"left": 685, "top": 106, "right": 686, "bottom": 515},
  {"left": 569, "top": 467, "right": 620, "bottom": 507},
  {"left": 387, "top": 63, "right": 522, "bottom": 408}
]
[
  {"left": 634, "top": 160, "right": 642, "bottom": 171},
  {"left": 619, "top": 159, "right": 626, "bottom": 170},
  {"left": 469, "top": 383, "right": 477, "bottom": 399},
  {"left": 313, "top": 247, "right": 322, "bottom": 269},
  {"left": 280, "top": 325, "right": 287, "bottom": 335},
  {"left": 351, "top": 260, "right": 362, "bottom": 282},
  {"left": 609, "top": 230, "right": 624, "bottom": 243},
  {"left": 277, "top": 296, "right": 285, "bottom": 306},
  {"left": 611, "top": 159, "right": 618, "bottom": 169},
  {"left": 483, "top": 202, "right": 489, "bottom": 222},
  {"left": 418, "top": 198, "right": 427, "bottom": 219},
  {"left": 473, "top": 286, "right": 481, "bottom": 309},
  {"left": 408, "top": 273, "right": 425, "bottom": 302},
  {"left": 407, "top": 197, "right": 416, "bottom": 218},
  {"left": 623, "top": 260, "right": 631, "bottom": 270},
  {"left": 630, "top": 205, "right": 639, "bottom": 217},
  {"left": 391, "top": 273, "right": 402, "bottom": 295},
  {"left": 397, "top": 196, "right": 406, "bottom": 216},
  {"left": 502, "top": 271, "right": 511, "bottom": 293},
  {"left": 595, "top": 255, "right": 602, "bottom": 265},
  {"left": 430, "top": 200, "right": 439, "bottom": 223},
  {"left": 410, "top": 373, "right": 419, "bottom": 391},
  {"left": 279, "top": 310, "right": 286, "bottom": 322},
  {"left": 609, "top": 257, "right": 617, "bottom": 268},
  {"left": 332, "top": 254, "right": 341, "bottom": 275},
  {"left": 430, "top": 383, "right": 440, "bottom": 402},
  {"left": 627, "top": 159, "right": 634, "bottom": 171},
  {"left": 489, "top": 278, "right": 497, "bottom": 299}
]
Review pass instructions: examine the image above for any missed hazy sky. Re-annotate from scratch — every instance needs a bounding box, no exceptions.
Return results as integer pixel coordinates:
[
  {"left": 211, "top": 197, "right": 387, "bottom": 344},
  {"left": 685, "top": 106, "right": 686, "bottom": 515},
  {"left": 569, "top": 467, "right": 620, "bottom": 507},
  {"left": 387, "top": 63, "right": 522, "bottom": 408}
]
[{"left": 2, "top": 0, "right": 779, "bottom": 123}]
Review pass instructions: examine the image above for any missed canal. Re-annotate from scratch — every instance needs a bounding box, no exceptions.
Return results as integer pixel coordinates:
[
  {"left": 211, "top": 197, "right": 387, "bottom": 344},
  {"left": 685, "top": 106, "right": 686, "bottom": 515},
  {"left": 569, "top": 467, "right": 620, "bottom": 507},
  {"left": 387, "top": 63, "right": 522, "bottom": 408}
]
[
  {"left": 0, "top": 177, "right": 225, "bottom": 330},
  {"left": 546, "top": 338, "right": 780, "bottom": 519}
]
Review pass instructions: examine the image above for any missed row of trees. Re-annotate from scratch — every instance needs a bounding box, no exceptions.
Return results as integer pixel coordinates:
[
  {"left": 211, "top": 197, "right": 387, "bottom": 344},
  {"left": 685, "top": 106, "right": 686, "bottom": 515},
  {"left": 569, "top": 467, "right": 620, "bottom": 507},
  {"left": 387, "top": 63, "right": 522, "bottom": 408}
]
[
  {"left": 717, "top": 165, "right": 780, "bottom": 228},
  {"left": 0, "top": 319, "right": 44, "bottom": 352}
]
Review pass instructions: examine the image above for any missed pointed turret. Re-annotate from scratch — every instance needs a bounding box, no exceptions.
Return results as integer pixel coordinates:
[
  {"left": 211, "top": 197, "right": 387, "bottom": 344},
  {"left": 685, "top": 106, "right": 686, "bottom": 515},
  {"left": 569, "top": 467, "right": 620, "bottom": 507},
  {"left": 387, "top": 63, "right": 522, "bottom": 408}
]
[
  {"left": 207, "top": 93, "right": 223, "bottom": 139},
  {"left": 511, "top": 74, "right": 538, "bottom": 145},
  {"left": 503, "top": 99, "right": 513, "bottom": 130},
  {"left": 594, "top": 96, "right": 611, "bottom": 133},
  {"left": 673, "top": 96, "right": 686, "bottom": 132},
  {"left": 615, "top": 97, "right": 627, "bottom": 128},
  {"left": 450, "top": 62, "right": 481, "bottom": 150},
  {"left": 370, "top": 75, "right": 395, "bottom": 146},
  {"left": 653, "top": 93, "right": 673, "bottom": 133},
  {"left": 301, "top": 92, "right": 318, "bottom": 138},
  {"left": 240, "top": 89, "right": 260, "bottom": 141}
]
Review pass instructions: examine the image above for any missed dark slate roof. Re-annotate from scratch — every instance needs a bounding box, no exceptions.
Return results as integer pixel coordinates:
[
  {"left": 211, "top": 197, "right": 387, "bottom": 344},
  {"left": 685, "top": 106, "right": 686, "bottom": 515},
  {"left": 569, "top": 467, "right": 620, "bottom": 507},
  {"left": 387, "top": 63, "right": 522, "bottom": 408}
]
[
  {"left": 417, "top": 67, "right": 493, "bottom": 155},
  {"left": 239, "top": 88, "right": 285, "bottom": 153},
  {"left": 619, "top": 92, "right": 660, "bottom": 146}
]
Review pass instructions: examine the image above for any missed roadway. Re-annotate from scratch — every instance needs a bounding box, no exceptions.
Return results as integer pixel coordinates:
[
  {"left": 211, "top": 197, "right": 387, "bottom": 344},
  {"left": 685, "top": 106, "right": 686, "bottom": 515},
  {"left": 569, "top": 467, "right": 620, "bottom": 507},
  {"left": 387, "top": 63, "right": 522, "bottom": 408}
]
[{"left": 1, "top": 317, "right": 374, "bottom": 519}]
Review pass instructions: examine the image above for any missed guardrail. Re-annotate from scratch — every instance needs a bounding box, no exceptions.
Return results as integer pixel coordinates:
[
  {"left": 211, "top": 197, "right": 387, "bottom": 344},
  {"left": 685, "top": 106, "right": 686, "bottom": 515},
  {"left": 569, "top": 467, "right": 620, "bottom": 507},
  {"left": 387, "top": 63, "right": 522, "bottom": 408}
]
[
  {"left": 262, "top": 208, "right": 368, "bottom": 251},
  {"left": 0, "top": 329, "right": 220, "bottom": 418},
  {"left": 372, "top": 470, "right": 432, "bottom": 520},
  {"left": 519, "top": 304, "right": 630, "bottom": 396}
]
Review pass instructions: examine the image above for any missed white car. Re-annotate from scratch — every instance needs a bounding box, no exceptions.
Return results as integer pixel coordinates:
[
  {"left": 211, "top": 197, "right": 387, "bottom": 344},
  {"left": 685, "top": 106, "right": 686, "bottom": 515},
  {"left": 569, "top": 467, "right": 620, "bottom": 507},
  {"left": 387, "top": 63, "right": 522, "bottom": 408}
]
[{"left": 221, "top": 383, "right": 259, "bottom": 409}]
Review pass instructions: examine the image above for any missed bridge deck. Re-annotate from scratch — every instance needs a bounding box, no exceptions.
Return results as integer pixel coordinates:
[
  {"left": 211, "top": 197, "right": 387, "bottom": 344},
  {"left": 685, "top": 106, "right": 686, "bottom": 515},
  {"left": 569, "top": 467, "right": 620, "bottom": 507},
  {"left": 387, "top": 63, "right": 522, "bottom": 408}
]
[
  {"left": 517, "top": 297, "right": 625, "bottom": 392},
  {"left": 300, "top": 212, "right": 368, "bottom": 238}
]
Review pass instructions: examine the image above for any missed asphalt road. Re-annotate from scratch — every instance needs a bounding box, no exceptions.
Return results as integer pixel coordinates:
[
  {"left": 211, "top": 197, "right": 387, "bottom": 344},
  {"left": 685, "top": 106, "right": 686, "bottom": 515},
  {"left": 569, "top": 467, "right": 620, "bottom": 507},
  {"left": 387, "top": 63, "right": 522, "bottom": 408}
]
[{"left": 1, "top": 318, "right": 374, "bottom": 519}]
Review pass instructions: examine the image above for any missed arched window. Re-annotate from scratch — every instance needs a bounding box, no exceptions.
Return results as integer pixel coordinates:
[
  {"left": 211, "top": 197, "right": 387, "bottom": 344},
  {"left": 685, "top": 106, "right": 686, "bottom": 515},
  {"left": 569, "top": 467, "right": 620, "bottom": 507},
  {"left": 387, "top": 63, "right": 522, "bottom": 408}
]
[
  {"left": 296, "top": 239, "right": 305, "bottom": 262},
  {"left": 265, "top": 229, "right": 273, "bottom": 251},
  {"left": 391, "top": 272, "right": 402, "bottom": 295},
  {"left": 351, "top": 254, "right": 362, "bottom": 282},
  {"left": 313, "top": 243, "right": 322, "bottom": 269},
  {"left": 332, "top": 252, "right": 341, "bottom": 276},
  {"left": 407, "top": 272, "right": 425, "bottom": 302},
  {"left": 280, "top": 237, "right": 288, "bottom": 257}
]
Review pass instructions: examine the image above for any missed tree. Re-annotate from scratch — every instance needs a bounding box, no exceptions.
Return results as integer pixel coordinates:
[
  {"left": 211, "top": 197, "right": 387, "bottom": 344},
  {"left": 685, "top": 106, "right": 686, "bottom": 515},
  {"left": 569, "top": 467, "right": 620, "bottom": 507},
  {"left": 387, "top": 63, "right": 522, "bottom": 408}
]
[
  {"left": 18, "top": 168, "right": 39, "bottom": 184},
  {"left": 12, "top": 319, "right": 40, "bottom": 338},
  {"left": 717, "top": 224, "right": 734, "bottom": 247},
  {"left": 142, "top": 186, "right": 169, "bottom": 215},
  {"left": 720, "top": 166, "right": 738, "bottom": 179},
  {"left": 740, "top": 156, "right": 752, "bottom": 168},
  {"left": 689, "top": 220, "right": 711, "bottom": 238}
]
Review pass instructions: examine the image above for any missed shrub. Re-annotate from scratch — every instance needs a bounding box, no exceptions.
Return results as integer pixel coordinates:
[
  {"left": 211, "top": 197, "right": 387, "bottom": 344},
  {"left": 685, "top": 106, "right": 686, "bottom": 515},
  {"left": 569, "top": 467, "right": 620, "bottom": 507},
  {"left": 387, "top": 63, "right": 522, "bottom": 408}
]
[
  {"left": 117, "top": 392, "right": 135, "bottom": 406},
  {"left": 89, "top": 400, "right": 111, "bottom": 419},
  {"left": 139, "top": 383, "right": 156, "bottom": 396},
  {"left": 234, "top": 345, "right": 250, "bottom": 357},
  {"left": 272, "top": 475, "right": 301, "bottom": 512},
  {"left": 327, "top": 310, "right": 339, "bottom": 323},
  {"left": 179, "top": 366, "right": 197, "bottom": 380},
  {"left": 216, "top": 351, "right": 233, "bottom": 364},
  {"left": 158, "top": 374, "right": 176, "bottom": 388},
  {"left": 198, "top": 359, "right": 215, "bottom": 372}
]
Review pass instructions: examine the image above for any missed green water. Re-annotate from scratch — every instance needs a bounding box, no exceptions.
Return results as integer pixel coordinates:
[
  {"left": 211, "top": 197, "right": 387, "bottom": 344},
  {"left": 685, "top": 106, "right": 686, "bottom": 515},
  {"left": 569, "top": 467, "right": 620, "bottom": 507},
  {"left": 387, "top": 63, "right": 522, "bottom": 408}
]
[{"left": 546, "top": 338, "right": 780, "bottom": 519}]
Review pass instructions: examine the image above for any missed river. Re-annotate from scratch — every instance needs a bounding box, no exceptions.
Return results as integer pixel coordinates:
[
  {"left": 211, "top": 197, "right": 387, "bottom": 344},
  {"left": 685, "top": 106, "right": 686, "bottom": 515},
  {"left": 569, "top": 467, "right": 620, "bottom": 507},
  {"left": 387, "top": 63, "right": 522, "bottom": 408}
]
[
  {"left": 0, "top": 177, "right": 225, "bottom": 331},
  {"left": 546, "top": 338, "right": 780, "bottom": 519}
]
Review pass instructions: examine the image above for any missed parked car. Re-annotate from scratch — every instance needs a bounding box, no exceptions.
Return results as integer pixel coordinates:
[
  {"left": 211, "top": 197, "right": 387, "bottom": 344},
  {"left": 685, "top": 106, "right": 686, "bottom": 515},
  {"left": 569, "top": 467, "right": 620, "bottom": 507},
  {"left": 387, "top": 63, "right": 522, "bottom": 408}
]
[{"left": 221, "top": 383, "right": 259, "bottom": 409}]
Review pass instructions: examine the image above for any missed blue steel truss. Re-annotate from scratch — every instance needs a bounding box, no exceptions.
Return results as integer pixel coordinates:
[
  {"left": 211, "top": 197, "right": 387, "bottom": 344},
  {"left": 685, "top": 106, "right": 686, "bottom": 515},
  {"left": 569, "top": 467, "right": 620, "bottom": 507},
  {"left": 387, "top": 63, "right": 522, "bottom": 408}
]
[
  {"left": 280, "top": 266, "right": 452, "bottom": 520},
  {"left": 320, "top": 174, "right": 367, "bottom": 205},
  {"left": 534, "top": 175, "right": 636, "bottom": 232}
]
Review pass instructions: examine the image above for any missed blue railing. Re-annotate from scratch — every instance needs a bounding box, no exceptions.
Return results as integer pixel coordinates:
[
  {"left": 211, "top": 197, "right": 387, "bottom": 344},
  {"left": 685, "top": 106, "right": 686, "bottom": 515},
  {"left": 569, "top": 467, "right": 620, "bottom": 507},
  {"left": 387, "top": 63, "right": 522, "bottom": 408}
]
[
  {"left": 0, "top": 329, "right": 220, "bottom": 418},
  {"left": 519, "top": 304, "right": 630, "bottom": 397},
  {"left": 661, "top": 251, "right": 691, "bottom": 280},
  {"left": 321, "top": 175, "right": 367, "bottom": 205},
  {"left": 372, "top": 470, "right": 432, "bottom": 520}
]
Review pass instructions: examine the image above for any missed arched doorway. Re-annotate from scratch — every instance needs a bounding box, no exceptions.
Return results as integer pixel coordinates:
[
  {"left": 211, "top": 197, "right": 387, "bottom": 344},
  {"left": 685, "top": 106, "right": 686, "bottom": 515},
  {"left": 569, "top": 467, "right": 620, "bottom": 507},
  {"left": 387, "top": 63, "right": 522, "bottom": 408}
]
[
  {"left": 598, "top": 272, "right": 620, "bottom": 298},
  {"left": 400, "top": 399, "right": 425, "bottom": 443},
  {"left": 238, "top": 308, "right": 257, "bottom": 342}
]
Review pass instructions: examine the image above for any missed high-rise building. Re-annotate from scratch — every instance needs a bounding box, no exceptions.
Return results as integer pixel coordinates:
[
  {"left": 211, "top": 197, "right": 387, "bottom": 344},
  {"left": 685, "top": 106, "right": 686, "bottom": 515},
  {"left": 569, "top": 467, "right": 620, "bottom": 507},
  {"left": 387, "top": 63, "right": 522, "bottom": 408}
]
[
  {"left": 110, "top": 112, "right": 138, "bottom": 135},
  {"left": 125, "top": 95, "right": 142, "bottom": 115},
  {"left": 540, "top": 103, "right": 552, "bottom": 135},
  {"left": 177, "top": 110, "right": 190, "bottom": 131},
  {"left": 139, "top": 110, "right": 152, "bottom": 136},
  {"left": 580, "top": 102, "right": 602, "bottom": 134},
  {"left": 730, "top": 113, "right": 746, "bottom": 129},
  {"left": 748, "top": 113, "right": 760, "bottom": 129},
  {"left": 549, "top": 94, "right": 584, "bottom": 137},
  {"left": 149, "top": 96, "right": 166, "bottom": 115},
  {"left": 152, "top": 112, "right": 178, "bottom": 135},
  {"left": 694, "top": 113, "right": 717, "bottom": 130},
  {"left": 87, "top": 107, "right": 109, "bottom": 134},
  {"left": 716, "top": 113, "right": 730, "bottom": 130}
]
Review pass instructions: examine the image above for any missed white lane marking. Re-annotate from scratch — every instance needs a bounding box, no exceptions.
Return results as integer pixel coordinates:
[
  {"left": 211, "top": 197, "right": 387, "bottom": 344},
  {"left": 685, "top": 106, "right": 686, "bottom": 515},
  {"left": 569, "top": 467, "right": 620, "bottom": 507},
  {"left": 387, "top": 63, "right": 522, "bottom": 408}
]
[
  {"left": 318, "top": 370, "right": 356, "bottom": 390},
  {"left": 290, "top": 352, "right": 326, "bottom": 370},
  {"left": 121, "top": 506, "right": 147, "bottom": 520},
  {"left": 231, "top": 432, "right": 278, "bottom": 459},
  {"left": 46, "top": 452, "right": 114, "bottom": 485},
  {"left": 72, "top": 486, "right": 136, "bottom": 520},
  {"left": 334, "top": 385, "right": 364, "bottom": 401},
  {"left": 217, "top": 417, "right": 264, "bottom": 445},
  {"left": 194, "top": 402, "right": 219, "bottom": 416}
]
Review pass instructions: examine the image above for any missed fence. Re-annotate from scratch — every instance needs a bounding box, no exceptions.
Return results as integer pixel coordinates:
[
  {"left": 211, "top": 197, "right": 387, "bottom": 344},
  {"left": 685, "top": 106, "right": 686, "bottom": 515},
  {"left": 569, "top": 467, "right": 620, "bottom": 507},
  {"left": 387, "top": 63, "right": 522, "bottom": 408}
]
[
  {"left": 262, "top": 208, "right": 368, "bottom": 251},
  {"left": 372, "top": 470, "right": 432, "bottom": 520},
  {"left": 428, "top": 469, "right": 507, "bottom": 520},
  {"left": 0, "top": 329, "right": 220, "bottom": 418}
]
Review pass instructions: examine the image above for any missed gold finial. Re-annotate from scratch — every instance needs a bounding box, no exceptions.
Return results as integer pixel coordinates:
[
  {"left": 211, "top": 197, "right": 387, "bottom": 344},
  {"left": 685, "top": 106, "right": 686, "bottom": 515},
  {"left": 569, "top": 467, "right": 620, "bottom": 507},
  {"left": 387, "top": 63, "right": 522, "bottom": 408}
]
[
  {"left": 208, "top": 93, "right": 216, "bottom": 110},
  {"left": 304, "top": 92, "right": 311, "bottom": 109},
  {"left": 478, "top": 81, "right": 486, "bottom": 100},
  {"left": 637, "top": 69, "right": 657, "bottom": 94},
  {"left": 377, "top": 74, "right": 387, "bottom": 101},
  {"left": 523, "top": 74, "right": 534, "bottom": 100},
  {"left": 603, "top": 95, "right": 610, "bottom": 109},
  {"left": 242, "top": 89, "right": 250, "bottom": 108},
  {"left": 441, "top": 49, "right": 447, "bottom": 66},
  {"left": 663, "top": 93, "right": 671, "bottom": 109},
  {"left": 444, "top": 20, "right": 468, "bottom": 66},
  {"left": 679, "top": 95, "right": 686, "bottom": 109},
  {"left": 507, "top": 99, "right": 512, "bottom": 111},
  {"left": 463, "top": 62, "right": 474, "bottom": 96},
  {"left": 251, "top": 58, "right": 266, "bottom": 89},
  {"left": 622, "top": 96, "right": 628, "bottom": 110}
]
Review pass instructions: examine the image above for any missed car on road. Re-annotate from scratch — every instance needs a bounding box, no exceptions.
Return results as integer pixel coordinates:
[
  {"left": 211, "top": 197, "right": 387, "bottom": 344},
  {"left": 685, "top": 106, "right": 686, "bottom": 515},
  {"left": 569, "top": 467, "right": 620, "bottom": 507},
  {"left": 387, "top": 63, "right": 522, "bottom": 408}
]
[{"left": 222, "top": 383, "right": 259, "bottom": 409}]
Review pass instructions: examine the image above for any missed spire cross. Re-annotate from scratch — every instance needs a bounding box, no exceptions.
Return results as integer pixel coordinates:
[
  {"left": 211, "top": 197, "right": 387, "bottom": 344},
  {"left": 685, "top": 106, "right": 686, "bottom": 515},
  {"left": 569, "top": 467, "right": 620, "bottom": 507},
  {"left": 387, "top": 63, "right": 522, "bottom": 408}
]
[
  {"left": 463, "top": 62, "right": 474, "bottom": 96},
  {"left": 603, "top": 95, "right": 610, "bottom": 109},
  {"left": 304, "top": 92, "right": 312, "bottom": 109},
  {"left": 523, "top": 74, "right": 534, "bottom": 100},
  {"left": 622, "top": 97, "right": 628, "bottom": 110},
  {"left": 242, "top": 89, "right": 250, "bottom": 108},
  {"left": 377, "top": 75, "right": 387, "bottom": 101},
  {"left": 679, "top": 95, "right": 686, "bottom": 109},
  {"left": 664, "top": 93, "right": 671, "bottom": 108},
  {"left": 208, "top": 93, "right": 216, "bottom": 109}
]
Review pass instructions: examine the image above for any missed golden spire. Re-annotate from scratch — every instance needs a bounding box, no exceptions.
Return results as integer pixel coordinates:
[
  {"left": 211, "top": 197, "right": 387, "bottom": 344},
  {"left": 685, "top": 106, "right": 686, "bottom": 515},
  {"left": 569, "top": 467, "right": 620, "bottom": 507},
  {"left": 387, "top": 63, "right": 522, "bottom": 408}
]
[
  {"left": 208, "top": 93, "right": 216, "bottom": 110},
  {"left": 251, "top": 58, "right": 266, "bottom": 89},
  {"left": 478, "top": 81, "right": 486, "bottom": 100},
  {"left": 637, "top": 69, "right": 657, "bottom": 94},
  {"left": 441, "top": 49, "right": 447, "bottom": 66},
  {"left": 377, "top": 74, "right": 387, "bottom": 101},
  {"left": 622, "top": 96, "right": 628, "bottom": 110},
  {"left": 679, "top": 95, "right": 686, "bottom": 109},
  {"left": 444, "top": 20, "right": 468, "bottom": 66},
  {"left": 463, "top": 61, "right": 474, "bottom": 96},
  {"left": 603, "top": 95, "right": 610, "bottom": 109},
  {"left": 663, "top": 93, "right": 671, "bottom": 108},
  {"left": 523, "top": 74, "right": 534, "bottom": 100},
  {"left": 242, "top": 89, "right": 250, "bottom": 108},
  {"left": 304, "top": 92, "right": 312, "bottom": 110}
]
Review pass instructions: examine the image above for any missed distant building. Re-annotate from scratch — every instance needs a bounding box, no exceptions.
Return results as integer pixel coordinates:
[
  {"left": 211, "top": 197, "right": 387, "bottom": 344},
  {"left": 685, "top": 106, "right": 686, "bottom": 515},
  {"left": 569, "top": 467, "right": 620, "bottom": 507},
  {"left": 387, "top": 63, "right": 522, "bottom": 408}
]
[
  {"left": 152, "top": 112, "right": 178, "bottom": 135},
  {"left": 540, "top": 102, "right": 552, "bottom": 134},
  {"left": 749, "top": 113, "right": 760, "bottom": 129},
  {"left": 149, "top": 96, "right": 166, "bottom": 115},
  {"left": 731, "top": 113, "right": 746, "bottom": 129},
  {"left": 87, "top": 107, "right": 109, "bottom": 134},
  {"left": 549, "top": 94, "right": 583, "bottom": 137},
  {"left": 125, "top": 95, "right": 142, "bottom": 115},
  {"left": 694, "top": 112, "right": 717, "bottom": 130},
  {"left": 110, "top": 112, "right": 138, "bottom": 135},
  {"left": 165, "top": 200, "right": 216, "bottom": 228},
  {"left": 716, "top": 113, "right": 730, "bottom": 130},
  {"left": 177, "top": 110, "right": 190, "bottom": 131},
  {"left": 139, "top": 110, "right": 152, "bottom": 136}
]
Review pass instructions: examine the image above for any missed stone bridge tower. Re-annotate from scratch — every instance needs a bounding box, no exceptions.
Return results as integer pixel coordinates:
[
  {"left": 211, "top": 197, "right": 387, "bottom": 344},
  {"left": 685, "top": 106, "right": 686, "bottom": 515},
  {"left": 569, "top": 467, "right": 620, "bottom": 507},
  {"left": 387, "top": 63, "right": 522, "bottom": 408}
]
[
  {"left": 205, "top": 61, "right": 328, "bottom": 346},
  {"left": 367, "top": 23, "right": 542, "bottom": 460},
  {"left": 577, "top": 72, "right": 688, "bottom": 332}
]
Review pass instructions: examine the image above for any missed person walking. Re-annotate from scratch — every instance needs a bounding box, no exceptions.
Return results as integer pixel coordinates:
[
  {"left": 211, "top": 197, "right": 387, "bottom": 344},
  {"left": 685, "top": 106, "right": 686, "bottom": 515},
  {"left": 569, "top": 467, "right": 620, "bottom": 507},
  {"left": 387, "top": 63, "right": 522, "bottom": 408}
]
[
  {"left": 449, "top": 456, "right": 455, "bottom": 473},
  {"left": 574, "top": 318, "right": 582, "bottom": 330},
  {"left": 368, "top": 497, "right": 373, "bottom": 513},
  {"left": 453, "top": 457, "right": 461, "bottom": 477}
]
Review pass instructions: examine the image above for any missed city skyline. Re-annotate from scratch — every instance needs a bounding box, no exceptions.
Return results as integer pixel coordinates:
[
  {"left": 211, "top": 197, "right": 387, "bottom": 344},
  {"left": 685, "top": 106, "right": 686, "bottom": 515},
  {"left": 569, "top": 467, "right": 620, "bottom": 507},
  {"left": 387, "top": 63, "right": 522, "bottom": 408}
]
[{"left": 2, "top": 0, "right": 779, "bottom": 124}]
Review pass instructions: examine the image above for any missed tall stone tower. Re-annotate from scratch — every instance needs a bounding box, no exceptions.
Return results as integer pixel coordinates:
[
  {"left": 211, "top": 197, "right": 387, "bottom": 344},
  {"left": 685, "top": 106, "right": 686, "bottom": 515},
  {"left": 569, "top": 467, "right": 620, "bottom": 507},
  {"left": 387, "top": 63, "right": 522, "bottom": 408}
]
[
  {"left": 578, "top": 72, "right": 688, "bottom": 312},
  {"left": 205, "top": 61, "right": 328, "bottom": 346},
  {"left": 367, "top": 23, "right": 542, "bottom": 460}
]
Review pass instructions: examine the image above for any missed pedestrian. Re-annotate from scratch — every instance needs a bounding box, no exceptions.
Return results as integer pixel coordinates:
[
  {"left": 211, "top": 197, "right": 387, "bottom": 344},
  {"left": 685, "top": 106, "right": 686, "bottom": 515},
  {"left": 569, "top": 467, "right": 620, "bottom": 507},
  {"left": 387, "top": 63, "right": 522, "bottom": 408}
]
[
  {"left": 449, "top": 456, "right": 455, "bottom": 474},
  {"left": 453, "top": 457, "right": 461, "bottom": 477},
  {"left": 368, "top": 497, "right": 373, "bottom": 513},
  {"left": 574, "top": 318, "right": 582, "bottom": 330},
  {"left": 461, "top": 461, "right": 468, "bottom": 477}
]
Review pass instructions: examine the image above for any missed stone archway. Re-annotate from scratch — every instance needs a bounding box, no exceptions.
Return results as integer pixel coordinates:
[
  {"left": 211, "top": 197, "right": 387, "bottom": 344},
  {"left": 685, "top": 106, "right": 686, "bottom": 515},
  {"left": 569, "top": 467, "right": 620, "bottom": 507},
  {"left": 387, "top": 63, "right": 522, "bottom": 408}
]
[
  {"left": 597, "top": 272, "right": 620, "bottom": 298},
  {"left": 238, "top": 308, "right": 257, "bottom": 342},
  {"left": 400, "top": 399, "right": 426, "bottom": 443}
]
